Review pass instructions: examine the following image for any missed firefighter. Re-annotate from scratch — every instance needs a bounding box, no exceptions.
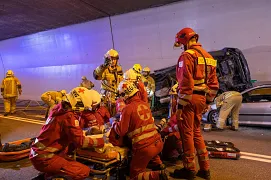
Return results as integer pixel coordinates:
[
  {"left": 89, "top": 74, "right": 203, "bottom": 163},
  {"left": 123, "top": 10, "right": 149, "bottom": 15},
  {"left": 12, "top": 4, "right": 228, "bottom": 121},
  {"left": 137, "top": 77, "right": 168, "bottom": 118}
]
[
  {"left": 79, "top": 76, "right": 94, "bottom": 90},
  {"left": 111, "top": 80, "right": 168, "bottom": 180},
  {"left": 215, "top": 91, "right": 242, "bottom": 131},
  {"left": 30, "top": 87, "right": 105, "bottom": 180},
  {"left": 133, "top": 64, "right": 142, "bottom": 75},
  {"left": 160, "top": 114, "right": 183, "bottom": 162},
  {"left": 1, "top": 70, "right": 22, "bottom": 116},
  {"left": 93, "top": 49, "right": 123, "bottom": 116},
  {"left": 173, "top": 27, "right": 219, "bottom": 180},
  {"left": 123, "top": 68, "right": 148, "bottom": 103},
  {"left": 41, "top": 90, "right": 67, "bottom": 118},
  {"left": 142, "top": 67, "right": 156, "bottom": 108}
]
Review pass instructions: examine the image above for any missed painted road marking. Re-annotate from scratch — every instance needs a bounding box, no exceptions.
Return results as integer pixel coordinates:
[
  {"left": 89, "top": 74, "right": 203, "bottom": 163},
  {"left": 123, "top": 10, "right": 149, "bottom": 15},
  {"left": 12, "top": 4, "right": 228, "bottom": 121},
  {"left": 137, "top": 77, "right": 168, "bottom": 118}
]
[
  {"left": 241, "top": 152, "right": 271, "bottom": 159},
  {"left": 0, "top": 115, "right": 44, "bottom": 125},
  {"left": 241, "top": 156, "right": 271, "bottom": 163}
]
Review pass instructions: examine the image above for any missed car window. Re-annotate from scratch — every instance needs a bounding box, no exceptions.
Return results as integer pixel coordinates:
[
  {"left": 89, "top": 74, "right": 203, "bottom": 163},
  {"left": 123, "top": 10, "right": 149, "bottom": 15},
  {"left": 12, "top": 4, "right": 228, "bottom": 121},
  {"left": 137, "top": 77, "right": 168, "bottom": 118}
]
[{"left": 243, "top": 87, "right": 271, "bottom": 102}]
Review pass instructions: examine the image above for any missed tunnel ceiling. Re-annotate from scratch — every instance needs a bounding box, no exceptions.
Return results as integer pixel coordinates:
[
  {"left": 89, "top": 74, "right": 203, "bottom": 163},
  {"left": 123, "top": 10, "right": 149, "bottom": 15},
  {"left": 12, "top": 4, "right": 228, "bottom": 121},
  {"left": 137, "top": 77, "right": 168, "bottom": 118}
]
[{"left": 0, "top": 0, "right": 183, "bottom": 41}]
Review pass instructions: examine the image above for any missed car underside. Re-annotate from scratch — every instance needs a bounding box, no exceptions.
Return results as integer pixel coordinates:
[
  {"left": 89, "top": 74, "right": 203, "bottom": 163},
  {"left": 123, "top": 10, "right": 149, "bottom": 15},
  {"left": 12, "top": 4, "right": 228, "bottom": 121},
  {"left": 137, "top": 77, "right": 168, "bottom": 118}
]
[{"left": 151, "top": 47, "right": 253, "bottom": 118}]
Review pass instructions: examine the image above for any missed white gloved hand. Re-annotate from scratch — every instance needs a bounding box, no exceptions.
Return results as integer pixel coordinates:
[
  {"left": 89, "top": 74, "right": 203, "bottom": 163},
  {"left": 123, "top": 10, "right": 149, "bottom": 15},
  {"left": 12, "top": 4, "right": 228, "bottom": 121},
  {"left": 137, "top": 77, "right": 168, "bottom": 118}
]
[{"left": 109, "top": 117, "right": 117, "bottom": 125}]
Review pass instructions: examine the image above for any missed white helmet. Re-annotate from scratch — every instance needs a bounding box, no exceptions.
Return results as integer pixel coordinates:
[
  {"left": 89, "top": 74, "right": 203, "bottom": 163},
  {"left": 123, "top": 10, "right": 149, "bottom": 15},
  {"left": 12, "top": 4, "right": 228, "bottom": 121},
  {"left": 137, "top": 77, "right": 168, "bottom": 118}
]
[
  {"left": 118, "top": 80, "right": 139, "bottom": 101},
  {"left": 81, "top": 76, "right": 87, "bottom": 80},
  {"left": 169, "top": 83, "right": 179, "bottom": 95},
  {"left": 123, "top": 68, "right": 141, "bottom": 82},
  {"left": 65, "top": 87, "right": 95, "bottom": 111},
  {"left": 88, "top": 89, "right": 101, "bottom": 106},
  {"left": 6, "top": 70, "right": 14, "bottom": 77}
]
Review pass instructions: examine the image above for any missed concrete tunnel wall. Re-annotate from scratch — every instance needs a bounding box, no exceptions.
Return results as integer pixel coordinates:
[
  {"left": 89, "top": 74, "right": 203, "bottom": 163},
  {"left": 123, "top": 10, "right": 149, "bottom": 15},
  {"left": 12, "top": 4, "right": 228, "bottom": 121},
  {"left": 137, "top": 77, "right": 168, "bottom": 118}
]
[{"left": 0, "top": 0, "right": 270, "bottom": 100}]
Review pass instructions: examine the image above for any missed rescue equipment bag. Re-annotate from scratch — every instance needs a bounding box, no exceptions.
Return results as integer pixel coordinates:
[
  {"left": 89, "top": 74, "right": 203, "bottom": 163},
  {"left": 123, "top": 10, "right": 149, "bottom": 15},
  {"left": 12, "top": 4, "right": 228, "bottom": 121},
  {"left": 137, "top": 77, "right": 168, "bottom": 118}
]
[{"left": 205, "top": 140, "right": 240, "bottom": 160}]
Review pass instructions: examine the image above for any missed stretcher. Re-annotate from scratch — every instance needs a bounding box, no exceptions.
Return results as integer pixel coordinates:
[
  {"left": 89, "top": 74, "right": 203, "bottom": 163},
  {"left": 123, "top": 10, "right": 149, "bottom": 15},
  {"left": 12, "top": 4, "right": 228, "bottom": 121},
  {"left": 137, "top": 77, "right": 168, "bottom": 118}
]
[
  {"left": 0, "top": 138, "right": 34, "bottom": 162},
  {"left": 76, "top": 133, "right": 130, "bottom": 180},
  {"left": 205, "top": 140, "right": 240, "bottom": 160}
]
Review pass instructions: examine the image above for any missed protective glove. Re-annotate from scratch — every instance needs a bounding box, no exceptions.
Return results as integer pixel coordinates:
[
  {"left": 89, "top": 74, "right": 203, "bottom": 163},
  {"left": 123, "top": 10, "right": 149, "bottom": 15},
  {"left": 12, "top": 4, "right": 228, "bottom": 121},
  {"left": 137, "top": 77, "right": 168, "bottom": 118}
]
[
  {"left": 109, "top": 117, "right": 117, "bottom": 125},
  {"left": 156, "top": 118, "right": 167, "bottom": 132},
  {"left": 104, "top": 57, "right": 111, "bottom": 67}
]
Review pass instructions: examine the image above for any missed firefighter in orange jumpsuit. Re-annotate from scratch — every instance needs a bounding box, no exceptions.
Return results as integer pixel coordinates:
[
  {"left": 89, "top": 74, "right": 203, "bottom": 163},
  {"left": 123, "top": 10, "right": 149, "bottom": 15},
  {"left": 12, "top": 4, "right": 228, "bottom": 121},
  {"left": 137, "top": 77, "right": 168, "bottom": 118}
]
[
  {"left": 123, "top": 68, "right": 148, "bottom": 103},
  {"left": 30, "top": 87, "right": 105, "bottom": 180},
  {"left": 111, "top": 80, "right": 168, "bottom": 180},
  {"left": 1, "top": 70, "right": 22, "bottom": 116},
  {"left": 173, "top": 28, "right": 219, "bottom": 180}
]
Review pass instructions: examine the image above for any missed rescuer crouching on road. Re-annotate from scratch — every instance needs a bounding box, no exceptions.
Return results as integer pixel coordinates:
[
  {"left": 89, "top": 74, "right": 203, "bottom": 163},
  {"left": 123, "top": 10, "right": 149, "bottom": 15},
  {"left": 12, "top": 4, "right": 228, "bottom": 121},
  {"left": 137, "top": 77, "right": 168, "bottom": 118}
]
[
  {"left": 110, "top": 80, "right": 168, "bottom": 180},
  {"left": 30, "top": 87, "right": 105, "bottom": 180}
]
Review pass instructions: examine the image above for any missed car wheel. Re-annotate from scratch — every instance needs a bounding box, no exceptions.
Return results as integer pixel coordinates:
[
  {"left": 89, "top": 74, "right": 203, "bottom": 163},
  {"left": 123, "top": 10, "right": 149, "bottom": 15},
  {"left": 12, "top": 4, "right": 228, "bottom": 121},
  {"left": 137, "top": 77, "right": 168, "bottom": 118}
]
[{"left": 208, "top": 110, "right": 219, "bottom": 124}]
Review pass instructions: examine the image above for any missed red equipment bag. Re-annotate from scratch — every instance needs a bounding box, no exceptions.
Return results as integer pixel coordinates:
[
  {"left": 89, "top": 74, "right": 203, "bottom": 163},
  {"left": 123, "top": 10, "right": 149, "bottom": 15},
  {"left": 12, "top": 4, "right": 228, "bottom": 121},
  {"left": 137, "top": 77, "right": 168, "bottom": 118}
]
[{"left": 205, "top": 140, "right": 240, "bottom": 160}]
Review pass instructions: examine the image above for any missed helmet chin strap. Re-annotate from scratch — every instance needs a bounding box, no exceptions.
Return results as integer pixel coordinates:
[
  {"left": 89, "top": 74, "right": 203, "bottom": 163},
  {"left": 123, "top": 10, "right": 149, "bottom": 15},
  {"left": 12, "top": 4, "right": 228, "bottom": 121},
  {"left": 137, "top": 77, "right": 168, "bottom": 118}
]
[{"left": 184, "top": 45, "right": 188, "bottom": 51}]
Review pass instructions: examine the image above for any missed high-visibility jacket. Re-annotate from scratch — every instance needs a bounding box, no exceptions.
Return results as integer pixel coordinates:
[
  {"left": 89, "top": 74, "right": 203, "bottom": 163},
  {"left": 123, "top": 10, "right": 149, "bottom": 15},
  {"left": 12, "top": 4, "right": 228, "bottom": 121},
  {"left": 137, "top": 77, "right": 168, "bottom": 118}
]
[
  {"left": 215, "top": 91, "right": 241, "bottom": 108},
  {"left": 176, "top": 43, "right": 219, "bottom": 105},
  {"left": 1, "top": 76, "right": 22, "bottom": 98}
]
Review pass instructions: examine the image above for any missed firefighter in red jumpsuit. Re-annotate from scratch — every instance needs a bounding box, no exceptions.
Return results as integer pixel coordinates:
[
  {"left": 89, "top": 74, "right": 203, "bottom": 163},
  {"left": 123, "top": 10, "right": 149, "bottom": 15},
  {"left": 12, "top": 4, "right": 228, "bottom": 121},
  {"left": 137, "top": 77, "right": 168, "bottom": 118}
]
[
  {"left": 123, "top": 68, "right": 148, "bottom": 103},
  {"left": 160, "top": 114, "right": 183, "bottom": 162},
  {"left": 173, "top": 28, "right": 219, "bottom": 180},
  {"left": 79, "top": 89, "right": 110, "bottom": 133},
  {"left": 30, "top": 87, "right": 105, "bottom": 180},
  {"left": 111, "top": 80, "right": 168, "bottom": 180}
]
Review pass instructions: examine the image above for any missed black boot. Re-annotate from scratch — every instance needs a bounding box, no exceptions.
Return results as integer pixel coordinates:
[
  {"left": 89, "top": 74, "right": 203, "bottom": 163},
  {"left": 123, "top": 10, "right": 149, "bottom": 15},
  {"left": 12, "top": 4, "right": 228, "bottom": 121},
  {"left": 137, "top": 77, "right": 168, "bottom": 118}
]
[
  {"left": 160, "top": 170, "right": 169, "bottom": 180},
  {"left": 31, "top": 173, "right": 45, "bottom": 180},
  {"left": 172, "top": 168, "right": 196, "bottom": 180},
  {"left": 151, "top": 163, "right": 166, "bottom": 171},
  {"left": 230, "top": 126, "right": 238, "bottom": 131},
  {"left": 2, "top": 143, "right": 10, "bottom": 152},
  {"left": 196, "top": 170, "right": 211, "bottom": 180},
  {"left": 4, "top": 112, "right": 9, "bottom": 116}
]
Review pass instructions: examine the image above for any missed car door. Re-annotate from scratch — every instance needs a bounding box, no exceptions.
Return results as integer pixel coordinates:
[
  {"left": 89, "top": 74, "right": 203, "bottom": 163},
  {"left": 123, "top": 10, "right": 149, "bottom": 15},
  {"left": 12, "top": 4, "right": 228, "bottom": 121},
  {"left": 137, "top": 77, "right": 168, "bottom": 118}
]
[{"left": 239, "top": 87, "right": 271, "bottom": 126}]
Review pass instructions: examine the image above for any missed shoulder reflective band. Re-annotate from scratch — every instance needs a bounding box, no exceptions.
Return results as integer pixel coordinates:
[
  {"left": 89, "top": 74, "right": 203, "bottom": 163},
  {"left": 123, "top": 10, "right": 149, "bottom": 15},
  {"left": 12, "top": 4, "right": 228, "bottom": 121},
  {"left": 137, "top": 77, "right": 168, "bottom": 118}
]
[{"left": 185, "top": 49, "right": 196, "bottom": 55}]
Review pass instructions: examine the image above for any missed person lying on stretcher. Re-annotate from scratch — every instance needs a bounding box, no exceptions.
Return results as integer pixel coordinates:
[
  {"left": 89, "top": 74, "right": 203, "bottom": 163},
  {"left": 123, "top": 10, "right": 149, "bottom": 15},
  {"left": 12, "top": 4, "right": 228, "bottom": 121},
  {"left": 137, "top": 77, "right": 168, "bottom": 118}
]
[{"left": 0, "top": 135, "right": 35, "bottom": 152}]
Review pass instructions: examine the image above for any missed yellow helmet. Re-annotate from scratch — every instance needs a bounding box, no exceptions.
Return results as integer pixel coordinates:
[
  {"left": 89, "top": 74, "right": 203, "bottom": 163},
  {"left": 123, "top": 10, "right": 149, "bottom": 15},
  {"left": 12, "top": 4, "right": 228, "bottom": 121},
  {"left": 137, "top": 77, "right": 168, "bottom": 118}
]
[
  {"left": 133, "top": 64, "right": 142, "bottom": 74},
  {"left": 142, "top": 67, "right": 151, "bottom": 72},
  {"left": 123, "top": 68, "right": 141, "bottom": 82},
  {"left": 104, "top": 49, "right": 119, "bottom": 60},
  {"left": 60, "top": 90, "right": 67, "bottom": 95},
  {"left": 6, "top": 70, "right": 14, "bottom": 77},
  {"left": 118, "top": 80, "right": 139, "bottom": 101}
]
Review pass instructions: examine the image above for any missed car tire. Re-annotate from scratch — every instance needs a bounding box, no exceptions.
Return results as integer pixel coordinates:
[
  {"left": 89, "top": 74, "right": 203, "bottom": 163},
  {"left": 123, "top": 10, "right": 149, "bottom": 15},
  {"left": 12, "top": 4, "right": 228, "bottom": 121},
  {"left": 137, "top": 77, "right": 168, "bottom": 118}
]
[{"left": 208, "top": 110, "right": 219, "bottom": 125}]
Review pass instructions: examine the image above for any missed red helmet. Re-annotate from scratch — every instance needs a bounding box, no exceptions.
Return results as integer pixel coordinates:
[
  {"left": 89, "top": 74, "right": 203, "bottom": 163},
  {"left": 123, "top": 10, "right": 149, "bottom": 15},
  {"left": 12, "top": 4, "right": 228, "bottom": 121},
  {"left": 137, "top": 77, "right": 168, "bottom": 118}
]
[{"left": 174, "top": 27, "right": 199, "bottom": 47}]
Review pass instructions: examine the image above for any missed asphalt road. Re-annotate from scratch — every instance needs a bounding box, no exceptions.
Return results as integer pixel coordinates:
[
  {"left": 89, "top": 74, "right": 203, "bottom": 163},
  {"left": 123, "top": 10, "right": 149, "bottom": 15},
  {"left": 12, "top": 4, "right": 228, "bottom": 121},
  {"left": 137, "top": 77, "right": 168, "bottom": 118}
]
[{"left": 0, "top": 114, "right": 271, "bottom": 180}]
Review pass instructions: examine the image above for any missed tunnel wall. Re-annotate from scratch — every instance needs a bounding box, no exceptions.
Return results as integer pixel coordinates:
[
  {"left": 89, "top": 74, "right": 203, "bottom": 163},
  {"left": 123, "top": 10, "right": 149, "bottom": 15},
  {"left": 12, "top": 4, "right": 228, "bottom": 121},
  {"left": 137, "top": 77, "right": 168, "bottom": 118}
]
[{"left": 0, "top": 0, "right": 270, "bottom": 100}]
